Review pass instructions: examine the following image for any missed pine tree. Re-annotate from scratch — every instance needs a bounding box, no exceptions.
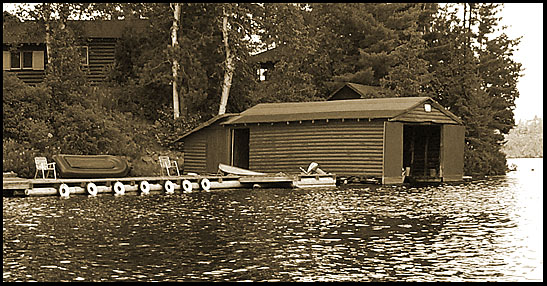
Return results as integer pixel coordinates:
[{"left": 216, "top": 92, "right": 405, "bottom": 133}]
[{"left": 425, "top": 3, "right": 523, "bottom": 175}]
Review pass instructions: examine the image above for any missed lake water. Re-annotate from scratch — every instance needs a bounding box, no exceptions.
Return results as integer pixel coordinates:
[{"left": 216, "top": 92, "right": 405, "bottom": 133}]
[{"left": 3, "top": 158, "right": 543, "bottom": 282}]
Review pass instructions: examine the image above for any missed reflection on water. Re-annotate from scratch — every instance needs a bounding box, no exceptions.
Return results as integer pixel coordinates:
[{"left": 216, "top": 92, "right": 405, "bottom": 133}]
[{"left": 3, "top": 158, "right": 542, "bottom": 282}]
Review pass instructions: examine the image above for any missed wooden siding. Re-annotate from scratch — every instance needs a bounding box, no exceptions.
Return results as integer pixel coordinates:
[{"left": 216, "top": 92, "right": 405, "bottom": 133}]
[
  {"left": 85, "top": 38, "right": 117, "bottom": 85},
  {"left": 206, "top": 126, "right": 232, "bottom": 172},
  {"left": 329, "top": 85, "right": 361, "bottom": 100},
  {"left": 383, "top": 122, "right": 403, "bottom": 184},
  {"left": 248, "top": 119, "right": 385, "bottom": 177},
  {"left": 5, "top": 70, "right": 45, "bottom": 85},
  {"left": 183, "top": 132, "right": 207, "bottom": 173},
  {"left": 393, "top": 101, "right": 459, "bottom": 124},
  {"left": 4, "top": 45, "right": 46, "bottom": 85},
  {"left": 4, "top": 38, "right": 117, "bottom": 85},
  {"left": 182, "top": 119, "right": 232, "bottom": 174},
  {"left": 441, "top": 124, "right": 465, "bottom": 182}
]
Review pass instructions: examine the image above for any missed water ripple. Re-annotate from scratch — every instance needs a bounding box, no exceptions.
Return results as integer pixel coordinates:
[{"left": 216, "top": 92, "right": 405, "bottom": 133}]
[{"left": 3, "top": 159, "right": 543, "bottom": 282}]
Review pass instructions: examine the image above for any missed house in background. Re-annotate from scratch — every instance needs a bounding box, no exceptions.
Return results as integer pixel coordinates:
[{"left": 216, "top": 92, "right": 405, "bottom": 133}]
[
  {"left": 327, "top": 82, "right": 394, "bottom": 100},
  {"left": 3, "top": 19, "right": 148, "bottom": 85},
  {"left": 176, "top": 89, "right": 465, "bottom": 184},
  {"left": 249, "top": 47, "right": 280, "bottom": 82}
]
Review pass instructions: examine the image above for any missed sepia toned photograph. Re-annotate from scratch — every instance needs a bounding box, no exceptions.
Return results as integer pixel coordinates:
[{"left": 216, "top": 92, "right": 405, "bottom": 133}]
[{"left": 3, "top": 2, "right": 542, "bottom": 282}]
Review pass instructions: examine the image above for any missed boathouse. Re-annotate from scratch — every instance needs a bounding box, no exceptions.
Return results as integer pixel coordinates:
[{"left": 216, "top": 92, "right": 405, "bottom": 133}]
[{"left": 177, "top": 96, "right": 464, "bottom": 184}]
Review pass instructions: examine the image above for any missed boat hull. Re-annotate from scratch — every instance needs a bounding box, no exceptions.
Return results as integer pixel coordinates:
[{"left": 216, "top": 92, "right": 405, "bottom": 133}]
[
  {"left": 218, "top": 163, "right": 266, "bottom": 176},
  {"left": 52, "top": 154, "right": 130, "bottom": 179},
  {"left": 292, "top": 175, "right": 337, "bottom": 189}
]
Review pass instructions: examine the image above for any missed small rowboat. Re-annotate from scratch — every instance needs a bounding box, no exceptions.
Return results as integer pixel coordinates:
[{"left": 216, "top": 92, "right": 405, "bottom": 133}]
[
  {"left": 218, "top": 163, "right": 267, "bottom": 176},
  {"left": 218, "top": 162, "right": 337, "bottom": 189},
  {"left": 53, "top": 154, "right": 130, "bottom": 178}
]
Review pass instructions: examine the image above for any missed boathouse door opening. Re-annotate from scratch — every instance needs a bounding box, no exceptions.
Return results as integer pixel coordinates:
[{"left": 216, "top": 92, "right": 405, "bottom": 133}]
[
  {"left": 403, "top": 124, "right": 441, "bottom": 180},
  {"left": 231, "top": 128, "right": 249, "bottom": 169}
]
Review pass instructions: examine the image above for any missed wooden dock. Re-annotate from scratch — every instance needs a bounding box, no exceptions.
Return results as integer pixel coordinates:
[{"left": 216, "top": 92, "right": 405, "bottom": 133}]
[{"left": 3, "top": 173, "right": 337, "bottom": 197}]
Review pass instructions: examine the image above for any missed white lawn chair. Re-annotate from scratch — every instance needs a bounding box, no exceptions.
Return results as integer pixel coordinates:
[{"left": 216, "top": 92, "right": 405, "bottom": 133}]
[
  {"left": 159, "top": 156, "right": 180, "bottom": 176},
  {"left": 34, "top": 157, "right": 57, "bottom": 179}
]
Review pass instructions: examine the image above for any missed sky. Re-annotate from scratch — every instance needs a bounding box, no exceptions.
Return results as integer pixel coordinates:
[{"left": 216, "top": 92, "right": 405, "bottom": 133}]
[
  {"left": 496, "top": 3, "right": 543, "bottom": 122},
  {"left": 3, "top": 3, "right": 543, "bottom": 122}
]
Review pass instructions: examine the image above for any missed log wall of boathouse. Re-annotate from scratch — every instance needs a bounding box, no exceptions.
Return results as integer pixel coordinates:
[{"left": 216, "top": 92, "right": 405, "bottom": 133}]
[
  {"left": 183, "top": 118, "right": 232, "bottom": 174},
  {"left": 183, "top": 131, "right": 207, "bottom": 174},
  {"left": 247, "top": 119, "right": 385, "bottom": 177}
]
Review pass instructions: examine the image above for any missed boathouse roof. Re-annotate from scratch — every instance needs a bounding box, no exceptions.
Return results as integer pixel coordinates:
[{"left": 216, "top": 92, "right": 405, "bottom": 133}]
[
  {"left": 222, "top": 97, "right": 462, "bottom": 125},
  {"left": 176, "top": 113, "right": 238, "bottom": 141}
]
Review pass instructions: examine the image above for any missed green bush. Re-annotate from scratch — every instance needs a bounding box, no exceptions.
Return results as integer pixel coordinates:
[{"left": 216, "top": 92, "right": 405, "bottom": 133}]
[
  {"left": 153, "top": 108, "right": 203, "bottom": 149},
  {"left": 3, "top": 73, "right": 54, "bottom": 148},
  {"left": 2, "top": 138, "right": 40, "bottom": 178}
]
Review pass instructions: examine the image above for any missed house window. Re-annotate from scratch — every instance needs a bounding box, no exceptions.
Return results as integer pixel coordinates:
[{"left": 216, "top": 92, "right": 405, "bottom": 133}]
[
  {"left": 22, "top": 51, "right": 33, "bottom": 69},
  {"left": 3, "top": 50, "right": 45, "bottom": 71},
  {"left": 258, "top": 68, "right": 268, "bottom": 81},
  {"left": 10, "top": 51, "right": 21, "bottom": 69},
  {"left": 78, "top": 46, "right": 88, "bottom": 66}
]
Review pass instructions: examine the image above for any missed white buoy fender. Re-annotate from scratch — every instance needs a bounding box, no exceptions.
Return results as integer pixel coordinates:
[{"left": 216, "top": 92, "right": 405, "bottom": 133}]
[
  {"left": 164, "top": 180, "right": 175, "bottom": 194},
  {"left": 139, "top": 181, "right": 150, "bottom": 194},
  {"left": 200, "top": 178, "right": 211, "bottom": 191},
  {"left": 113, "top": 181, "right": 125, "bottom": 195},
  {"left": 86, "top": 182, "right": 98, "bottom": 196},
  {"left": 59, "top": 183, "right": 70, "bottom": 197},
  {"left": 182, "top": 179, "right": 192, "bottom": 193}
]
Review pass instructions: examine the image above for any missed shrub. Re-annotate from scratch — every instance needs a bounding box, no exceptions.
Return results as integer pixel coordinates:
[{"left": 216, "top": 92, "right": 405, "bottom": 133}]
[
  {"left": 2, "top": 138, "right": 39, "bottom": 178},
  {"left": 153, "top": 108, "right": 203, "bottom": 149},
  {"left": 3, "top": 73, "right": 54, "bottom": 148}
]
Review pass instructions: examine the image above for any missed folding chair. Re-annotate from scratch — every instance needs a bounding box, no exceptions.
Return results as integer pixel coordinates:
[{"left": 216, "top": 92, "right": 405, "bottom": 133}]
[
  {"left": 158, "top": 156, "right": 180, "bottom": 176},
  {"left": 34, "top": 157, "right": 57, "bottom": 179}
]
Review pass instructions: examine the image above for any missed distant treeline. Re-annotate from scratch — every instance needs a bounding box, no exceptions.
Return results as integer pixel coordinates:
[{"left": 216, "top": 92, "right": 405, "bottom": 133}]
[{"left": 503, "top": 117, "right": 543, "bottom": 158}]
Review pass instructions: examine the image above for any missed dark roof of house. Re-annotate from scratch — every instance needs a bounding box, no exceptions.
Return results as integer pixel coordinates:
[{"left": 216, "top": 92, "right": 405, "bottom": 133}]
[
  {"left": 249, "top": 44, "right": 291, "bottom": 64},
  {"left": 250, "top": 47, "right": 279, "bottom": 64},
  {"left": 3, "top": 19, "right": 150, "bottom": 43},
  {"left": 222, "top": 97, "right": 462, "bottom": 125},
  {"left": 327, "top": 82, "right": 392, "bottom": 100}
]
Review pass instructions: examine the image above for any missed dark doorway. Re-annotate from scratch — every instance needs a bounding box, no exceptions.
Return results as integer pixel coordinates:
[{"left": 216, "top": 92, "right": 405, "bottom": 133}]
[
  {"left": 403, "top": 124, "right": 441, "bottom": 179},
  {"left": 231, "top": 128, "right": 249, "bottom": 169}
]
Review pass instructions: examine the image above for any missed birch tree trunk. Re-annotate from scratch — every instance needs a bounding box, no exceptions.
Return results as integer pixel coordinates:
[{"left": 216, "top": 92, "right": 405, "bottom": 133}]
[
  {"left": 43, "top": 3, "right": 52, "bottom": 67},
  {"left": 171, "top": 3, "right": 181, "bottom": 119},
  {"left": 218, "top": 5, "right": 235, "bottom": 115}
]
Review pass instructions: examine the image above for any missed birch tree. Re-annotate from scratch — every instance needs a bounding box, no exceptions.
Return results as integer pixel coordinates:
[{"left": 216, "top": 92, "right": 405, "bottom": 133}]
[
  {"left": 218, "top": 5, "right": 235, "bottom": 115},
  {"left": 170, "top": 3, "right": 181, "bottom": 119}
]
